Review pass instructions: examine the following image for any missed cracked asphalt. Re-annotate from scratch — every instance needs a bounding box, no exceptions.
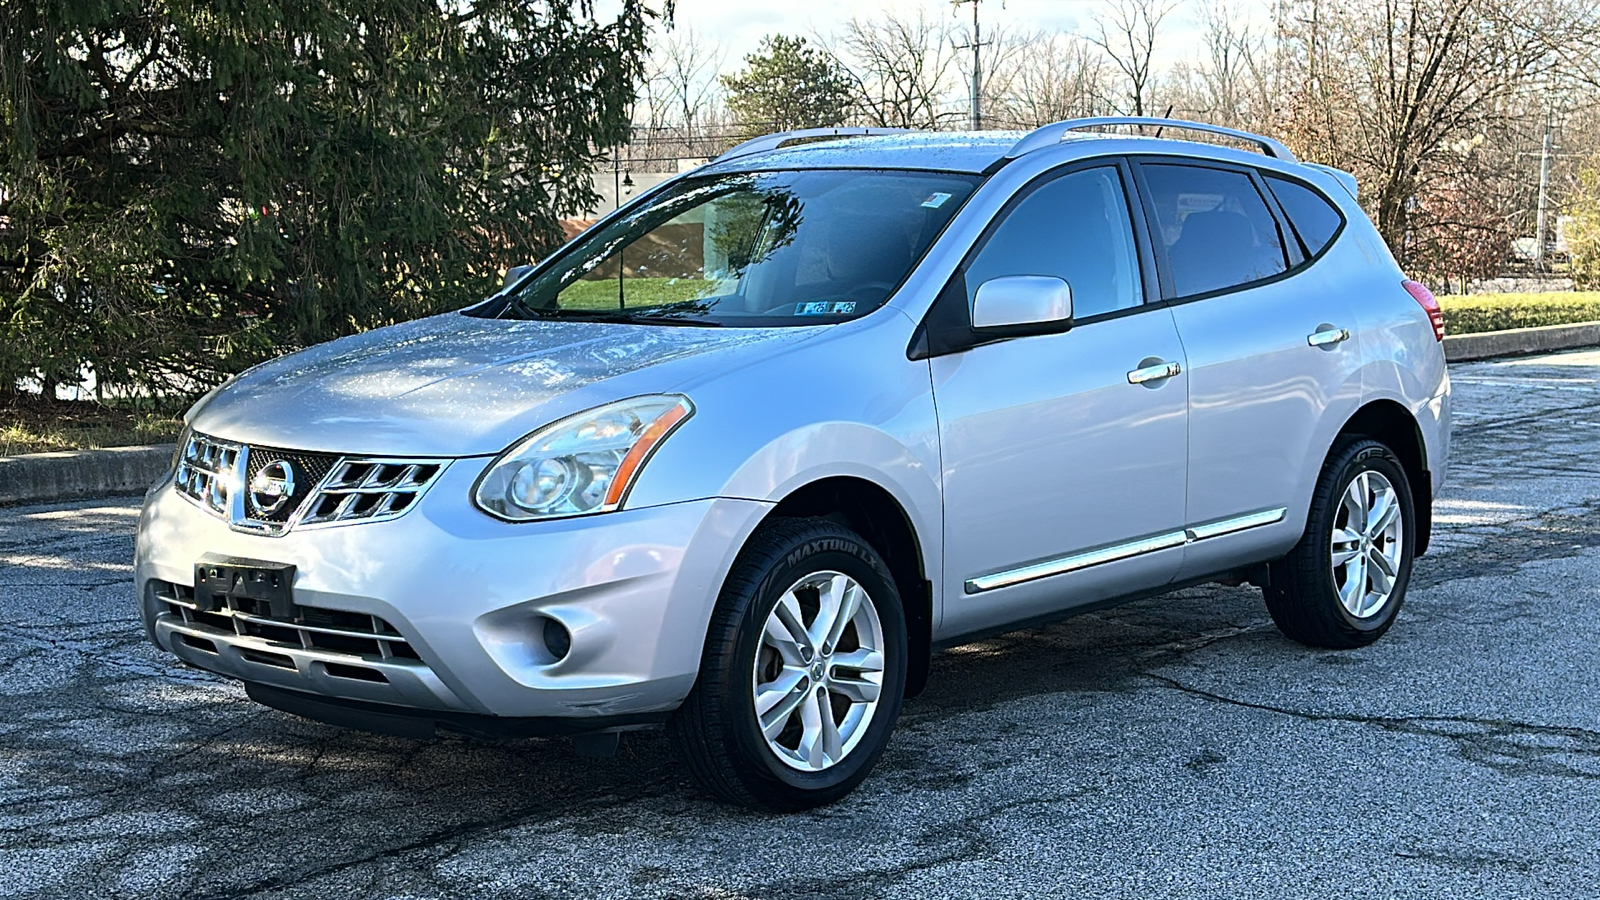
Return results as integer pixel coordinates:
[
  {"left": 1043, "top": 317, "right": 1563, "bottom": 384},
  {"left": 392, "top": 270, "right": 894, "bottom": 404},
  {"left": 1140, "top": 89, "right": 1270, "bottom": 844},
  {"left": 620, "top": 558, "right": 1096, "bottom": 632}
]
[{"left": 4, "top": 349, "right": 1600, "bottom": 899}]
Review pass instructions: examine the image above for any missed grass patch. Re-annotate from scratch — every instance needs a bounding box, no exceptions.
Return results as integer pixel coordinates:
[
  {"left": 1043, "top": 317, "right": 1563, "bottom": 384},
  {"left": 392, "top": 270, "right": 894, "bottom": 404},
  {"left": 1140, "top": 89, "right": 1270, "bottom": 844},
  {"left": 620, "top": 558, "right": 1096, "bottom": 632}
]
[
  {"left": 558, "top": 277, "right": 720, "bottom": 309},
  {"left": 1438, "top": 292, "right": 1600, "bottom": 335},
  {"left": 1, "top": 397, "right": 186, "bottom": 457}
]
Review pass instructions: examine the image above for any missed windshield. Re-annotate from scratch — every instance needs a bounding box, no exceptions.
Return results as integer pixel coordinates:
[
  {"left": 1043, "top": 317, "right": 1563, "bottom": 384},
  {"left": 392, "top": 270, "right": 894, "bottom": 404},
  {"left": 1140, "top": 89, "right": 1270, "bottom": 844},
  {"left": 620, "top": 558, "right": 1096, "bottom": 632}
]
[{"left": 474, "top": 169, "right": 980, "bottom": 326}]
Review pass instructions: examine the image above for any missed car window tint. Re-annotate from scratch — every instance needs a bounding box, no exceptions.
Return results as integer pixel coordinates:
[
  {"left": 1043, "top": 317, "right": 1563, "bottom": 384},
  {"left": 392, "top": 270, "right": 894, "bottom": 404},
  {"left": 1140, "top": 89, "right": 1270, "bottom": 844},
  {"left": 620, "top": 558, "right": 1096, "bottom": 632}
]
[
  {"left": 1142, "top": 164, "right": 1288, "bottom": 297},
  {"left": 1266, "top": 175, "right": 1344, "bottom": 257},
  {"left": 964, "top": 167, "right": 1141, "bottom": 319}
]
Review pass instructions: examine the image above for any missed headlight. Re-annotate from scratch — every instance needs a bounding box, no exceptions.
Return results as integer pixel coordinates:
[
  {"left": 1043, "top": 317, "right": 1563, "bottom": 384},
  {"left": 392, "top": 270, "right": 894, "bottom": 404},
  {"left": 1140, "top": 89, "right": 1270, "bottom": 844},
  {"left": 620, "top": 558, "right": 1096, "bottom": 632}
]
[
  {"left": 473, "top": 395, "right": 694, "bottom": 522},
  {"left": 170, "top": 427, "right": 192, "bottom": 474}
]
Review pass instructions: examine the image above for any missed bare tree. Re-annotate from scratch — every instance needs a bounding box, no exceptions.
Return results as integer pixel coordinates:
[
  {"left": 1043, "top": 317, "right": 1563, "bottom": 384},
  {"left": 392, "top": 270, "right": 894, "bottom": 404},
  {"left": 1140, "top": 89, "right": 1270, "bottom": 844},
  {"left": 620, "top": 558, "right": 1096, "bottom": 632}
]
[
  {"left": 633, "top": 25, "right": 728, "bottom": 164},
  {"left": 1087, "top": 0, "right": 1179, "bottom": 116},
  {"left": 647, "top": 26, "right": 725, "bottom": 131},
  {"left": 828, "top": 10, "right": 962, "bottom": 129},
  {"left": 1281, "top": 0, "right": 1600, "bottom": 255},
  {"left": 1196, "top": 0, "right": 1264, "bottom": 127},
  {"left": 985, "top": 32, "right": 1113, "bottom": 128}
]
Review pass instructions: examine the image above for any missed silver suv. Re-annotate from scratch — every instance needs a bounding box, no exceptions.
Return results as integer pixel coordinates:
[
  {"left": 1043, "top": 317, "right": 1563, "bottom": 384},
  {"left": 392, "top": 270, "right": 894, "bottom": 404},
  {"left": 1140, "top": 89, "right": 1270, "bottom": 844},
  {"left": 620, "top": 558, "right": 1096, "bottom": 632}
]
[{"left": 136, "top": 118, "right": 1451, "bottom": 810}]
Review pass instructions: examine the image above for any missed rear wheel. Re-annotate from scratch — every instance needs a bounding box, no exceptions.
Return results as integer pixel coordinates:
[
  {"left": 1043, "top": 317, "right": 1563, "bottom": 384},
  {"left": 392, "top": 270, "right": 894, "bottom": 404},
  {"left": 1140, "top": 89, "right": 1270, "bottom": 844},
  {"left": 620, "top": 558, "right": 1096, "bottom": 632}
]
[
  {"left": 670, "top": 518, "right": 906, "bottom": 811},
  {"left": 1266, "top": 438, "right": 1415, "bottom": 648}
]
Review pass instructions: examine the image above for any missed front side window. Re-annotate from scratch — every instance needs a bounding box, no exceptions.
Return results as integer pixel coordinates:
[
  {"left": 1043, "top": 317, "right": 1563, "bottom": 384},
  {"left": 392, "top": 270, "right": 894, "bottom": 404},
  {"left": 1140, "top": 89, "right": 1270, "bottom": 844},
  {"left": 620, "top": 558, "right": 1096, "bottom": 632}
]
[
  {"left": 1142, "top": 164, "right": 1288, "bottom": 298},
  {"left": 963, "top": 166, "right": 1142, "bottom": 319},
  {"left": 477, "top": 170, "right": 979, "bottom": 326}
]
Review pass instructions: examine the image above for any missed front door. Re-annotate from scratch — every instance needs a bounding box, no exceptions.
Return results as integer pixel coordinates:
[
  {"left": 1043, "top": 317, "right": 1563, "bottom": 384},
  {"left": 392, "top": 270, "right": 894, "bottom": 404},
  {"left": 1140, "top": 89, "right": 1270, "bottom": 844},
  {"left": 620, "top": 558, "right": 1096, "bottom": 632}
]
[{"left": 930, "top": 164, "right": 1190, "bottom": 638}]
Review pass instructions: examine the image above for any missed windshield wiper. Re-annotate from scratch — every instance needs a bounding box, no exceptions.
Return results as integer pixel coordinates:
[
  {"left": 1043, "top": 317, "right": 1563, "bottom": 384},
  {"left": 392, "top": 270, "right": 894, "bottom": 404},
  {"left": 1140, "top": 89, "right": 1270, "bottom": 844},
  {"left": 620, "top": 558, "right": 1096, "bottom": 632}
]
[
  {"left": 510, "top": 307, "right": 722, "bottom": 327},
  {"left": 585, "top": 311, "right": 724, "bottom": 327}
]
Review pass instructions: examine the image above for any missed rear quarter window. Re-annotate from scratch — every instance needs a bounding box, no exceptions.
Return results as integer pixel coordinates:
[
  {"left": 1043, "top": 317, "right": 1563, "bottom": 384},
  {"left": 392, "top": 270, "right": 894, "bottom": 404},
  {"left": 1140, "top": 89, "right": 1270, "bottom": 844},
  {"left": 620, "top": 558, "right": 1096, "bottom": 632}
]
[{"left": 1265, "top": 175, "right": 1345, "bottom": 258}]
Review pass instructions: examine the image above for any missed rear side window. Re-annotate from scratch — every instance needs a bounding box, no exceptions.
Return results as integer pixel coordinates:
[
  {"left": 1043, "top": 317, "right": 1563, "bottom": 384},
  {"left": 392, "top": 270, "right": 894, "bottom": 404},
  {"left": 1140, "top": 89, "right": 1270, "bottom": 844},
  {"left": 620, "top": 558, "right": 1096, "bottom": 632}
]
[
  {"left": 1265, "top": 175, "right": 1344, "bottom": 257},
  {"left": 963, "top": 166, "right": 1141, "bottom": 319},
  {"left": 1142, "top": 164, "right": 1287, "bottom": 298}
]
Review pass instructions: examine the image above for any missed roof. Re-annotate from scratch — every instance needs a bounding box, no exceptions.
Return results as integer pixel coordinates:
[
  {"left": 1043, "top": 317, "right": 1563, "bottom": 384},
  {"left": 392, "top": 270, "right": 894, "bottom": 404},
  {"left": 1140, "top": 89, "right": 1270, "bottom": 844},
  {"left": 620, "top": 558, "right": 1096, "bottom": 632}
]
[{"left": 701, "top": 131, "right": 1030, "bottom": 176}]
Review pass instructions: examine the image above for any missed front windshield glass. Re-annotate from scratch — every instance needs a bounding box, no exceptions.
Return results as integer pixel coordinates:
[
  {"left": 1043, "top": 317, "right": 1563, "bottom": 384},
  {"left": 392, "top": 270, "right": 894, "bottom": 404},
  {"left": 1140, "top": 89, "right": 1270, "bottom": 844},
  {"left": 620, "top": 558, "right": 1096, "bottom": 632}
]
[{"left": 477, "top": 169, "right": 980, "bottom": 326}]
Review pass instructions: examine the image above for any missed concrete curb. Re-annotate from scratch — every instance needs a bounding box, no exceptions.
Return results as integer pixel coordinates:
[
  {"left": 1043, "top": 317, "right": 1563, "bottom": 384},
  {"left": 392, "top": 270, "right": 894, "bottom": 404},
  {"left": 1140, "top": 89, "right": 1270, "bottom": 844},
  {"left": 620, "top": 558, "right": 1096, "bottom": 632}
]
[
  {"left": 1444, "top": 320, "right": 1600, "bottom": 362},
  {"left": 0, "top": 444, "right": 176, "bottom": 507}
]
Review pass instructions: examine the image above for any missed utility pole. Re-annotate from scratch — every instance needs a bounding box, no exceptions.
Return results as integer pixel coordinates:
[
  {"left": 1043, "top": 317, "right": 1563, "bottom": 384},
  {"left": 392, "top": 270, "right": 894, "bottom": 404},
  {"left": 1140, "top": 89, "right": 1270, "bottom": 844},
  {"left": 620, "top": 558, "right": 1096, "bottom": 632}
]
[
  {"left": 1534, "top": 110, "right": 1553, "bottom": 267},
  {"left": 953, "top": 0, "right": 990, "bottom": 130}
]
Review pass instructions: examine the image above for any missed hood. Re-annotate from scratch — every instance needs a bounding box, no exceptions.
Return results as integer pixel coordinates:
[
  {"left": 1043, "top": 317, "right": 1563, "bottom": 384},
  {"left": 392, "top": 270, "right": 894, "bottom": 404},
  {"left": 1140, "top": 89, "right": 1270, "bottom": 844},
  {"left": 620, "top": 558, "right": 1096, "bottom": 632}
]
[{"left": 189, "top": 312, "right": 817, "bottom": 456}]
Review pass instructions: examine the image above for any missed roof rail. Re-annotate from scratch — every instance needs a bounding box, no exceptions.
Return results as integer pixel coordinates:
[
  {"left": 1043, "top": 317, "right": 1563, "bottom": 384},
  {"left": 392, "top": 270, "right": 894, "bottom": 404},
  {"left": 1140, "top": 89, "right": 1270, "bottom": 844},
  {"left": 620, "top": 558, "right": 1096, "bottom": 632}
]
[
  {"left": 715, "top": 127, "right": 914, "bottom": 163},
  {"left": 1007, "top": 117, "right": 1296, "bottom": 162}
]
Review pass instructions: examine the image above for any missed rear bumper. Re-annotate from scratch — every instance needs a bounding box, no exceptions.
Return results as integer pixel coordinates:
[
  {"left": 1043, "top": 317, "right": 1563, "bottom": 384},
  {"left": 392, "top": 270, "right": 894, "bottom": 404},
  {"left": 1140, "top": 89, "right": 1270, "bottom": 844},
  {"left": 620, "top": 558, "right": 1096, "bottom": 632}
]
[{"left": 136, "top": 459, "right": 773, "bottom": 720}]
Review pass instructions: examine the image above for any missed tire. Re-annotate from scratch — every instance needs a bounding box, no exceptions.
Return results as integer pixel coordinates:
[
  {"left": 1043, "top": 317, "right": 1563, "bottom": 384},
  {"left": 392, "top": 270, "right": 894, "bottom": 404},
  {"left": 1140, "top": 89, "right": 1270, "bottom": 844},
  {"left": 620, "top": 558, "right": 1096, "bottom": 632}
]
[
  {"left": 1265, "top": 438, "right": 1416, "bottom": 649},
  {"left": 670, "top": 517, "right": 908, "bottom": 811}
]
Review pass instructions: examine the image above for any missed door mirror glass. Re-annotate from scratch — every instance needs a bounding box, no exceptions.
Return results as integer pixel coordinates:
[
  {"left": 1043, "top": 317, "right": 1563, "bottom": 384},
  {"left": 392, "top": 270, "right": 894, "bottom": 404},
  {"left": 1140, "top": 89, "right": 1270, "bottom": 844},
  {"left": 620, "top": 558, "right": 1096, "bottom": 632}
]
[
  {"left": 502, "top": 264, "right": 535, "bottom": 291},
  {"left": 971, "top": 275, "right": 1073, "bottom": 331}
]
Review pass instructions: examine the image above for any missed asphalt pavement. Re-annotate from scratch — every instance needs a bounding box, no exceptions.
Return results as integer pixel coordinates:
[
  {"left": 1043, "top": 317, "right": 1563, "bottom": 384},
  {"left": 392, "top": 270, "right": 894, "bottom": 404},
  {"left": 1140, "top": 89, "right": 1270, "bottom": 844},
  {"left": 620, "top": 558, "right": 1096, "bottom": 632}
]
[{"left": 3, "top": 349, "right": 1599, "bottom": 899}]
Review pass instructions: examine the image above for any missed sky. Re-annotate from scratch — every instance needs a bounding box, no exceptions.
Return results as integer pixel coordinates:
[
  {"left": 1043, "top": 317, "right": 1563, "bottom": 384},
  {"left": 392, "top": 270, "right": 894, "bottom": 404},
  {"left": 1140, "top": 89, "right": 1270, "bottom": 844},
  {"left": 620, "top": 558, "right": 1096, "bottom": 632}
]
[
  {"left": 668, "top": 0, "right": 1096, "bottom": 60},
  {"left": 599, "top": 0, "right": 1220, "bottom": 72}
]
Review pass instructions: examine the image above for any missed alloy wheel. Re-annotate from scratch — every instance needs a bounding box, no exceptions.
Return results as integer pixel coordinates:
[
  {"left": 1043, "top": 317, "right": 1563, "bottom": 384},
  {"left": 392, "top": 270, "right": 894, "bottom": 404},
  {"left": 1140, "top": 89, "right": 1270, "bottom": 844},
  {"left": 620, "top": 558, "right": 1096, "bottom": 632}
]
[
  {"left": 1329, "top": 470, "right": 1405, "bottom": 619},
  {"left": 751, "top": 571, "right": 886, "bottom": 772}
]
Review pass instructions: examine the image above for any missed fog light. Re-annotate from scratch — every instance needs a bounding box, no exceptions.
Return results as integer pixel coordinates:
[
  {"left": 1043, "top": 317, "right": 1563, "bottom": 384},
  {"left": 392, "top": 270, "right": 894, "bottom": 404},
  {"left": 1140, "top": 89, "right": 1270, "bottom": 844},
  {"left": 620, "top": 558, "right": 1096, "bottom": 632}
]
[{"left": 542, "top": 617, "right": 572, "bottom": 662}]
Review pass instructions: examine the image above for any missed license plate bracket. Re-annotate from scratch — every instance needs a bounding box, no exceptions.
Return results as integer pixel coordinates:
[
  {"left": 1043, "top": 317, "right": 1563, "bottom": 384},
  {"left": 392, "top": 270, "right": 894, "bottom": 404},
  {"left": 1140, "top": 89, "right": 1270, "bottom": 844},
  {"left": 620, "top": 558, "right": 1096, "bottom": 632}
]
[{"left": 194, "top": 554, "right": 296, "bottom": 619}]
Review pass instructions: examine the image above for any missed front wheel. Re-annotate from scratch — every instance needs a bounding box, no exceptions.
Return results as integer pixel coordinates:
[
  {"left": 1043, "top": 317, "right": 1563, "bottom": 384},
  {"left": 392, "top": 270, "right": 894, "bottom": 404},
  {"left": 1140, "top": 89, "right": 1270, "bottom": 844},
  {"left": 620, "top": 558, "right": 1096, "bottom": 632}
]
[
  {"left": 1265, "top": 438, "right": 1416, "bottom": 649},
  {"left": 670, "top": 518, "right": 907, "bottom": 811}
]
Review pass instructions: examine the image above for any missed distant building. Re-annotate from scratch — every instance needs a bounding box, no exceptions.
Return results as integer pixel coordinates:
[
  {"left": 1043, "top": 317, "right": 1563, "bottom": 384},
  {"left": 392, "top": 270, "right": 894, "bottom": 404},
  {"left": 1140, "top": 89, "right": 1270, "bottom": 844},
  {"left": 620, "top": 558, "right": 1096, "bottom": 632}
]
[
  {"left": 1555, "top": 215, "right": 1574, "bottom": 255},
  {"left": 582, "top": 159, "right": 708, "bottom": 216}
]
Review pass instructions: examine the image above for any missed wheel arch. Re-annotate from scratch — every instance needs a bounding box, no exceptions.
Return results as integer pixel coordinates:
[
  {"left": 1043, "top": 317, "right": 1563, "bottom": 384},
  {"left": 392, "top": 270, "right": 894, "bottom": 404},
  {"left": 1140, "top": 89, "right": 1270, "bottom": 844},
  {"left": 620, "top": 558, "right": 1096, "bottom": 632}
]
[
  {"left": 1333, "top": 399, "right": 1433, "bottom": 556},
  {"left": 760, "top": 476, "right": 934, "bottom": 698}
]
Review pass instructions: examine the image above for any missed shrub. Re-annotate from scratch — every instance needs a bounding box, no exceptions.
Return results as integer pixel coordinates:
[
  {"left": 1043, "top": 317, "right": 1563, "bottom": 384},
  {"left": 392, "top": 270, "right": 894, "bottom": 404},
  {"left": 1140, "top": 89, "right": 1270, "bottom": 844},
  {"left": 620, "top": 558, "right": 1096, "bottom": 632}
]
[{"left": 1437, "top": 293, "right": 1600, "bottom": 334}]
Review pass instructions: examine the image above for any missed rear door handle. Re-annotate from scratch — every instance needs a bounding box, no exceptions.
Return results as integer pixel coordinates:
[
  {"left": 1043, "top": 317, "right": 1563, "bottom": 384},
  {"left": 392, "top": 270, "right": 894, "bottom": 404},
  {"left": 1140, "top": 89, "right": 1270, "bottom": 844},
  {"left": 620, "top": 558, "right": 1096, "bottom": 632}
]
[
  {"left": 1307, "top": 326, "right": 1351, "bottom": 348},
  {"left": 1127, "top": 360, "right": 1183, "bottom": 384}
]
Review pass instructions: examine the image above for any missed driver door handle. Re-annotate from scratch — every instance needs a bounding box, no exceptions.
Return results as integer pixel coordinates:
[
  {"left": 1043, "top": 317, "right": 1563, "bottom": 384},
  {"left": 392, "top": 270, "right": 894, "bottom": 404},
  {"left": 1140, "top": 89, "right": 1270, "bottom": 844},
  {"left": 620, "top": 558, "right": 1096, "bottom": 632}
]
[{"left": 1127, "top": 360, "right": 1183, "bottom": 384}]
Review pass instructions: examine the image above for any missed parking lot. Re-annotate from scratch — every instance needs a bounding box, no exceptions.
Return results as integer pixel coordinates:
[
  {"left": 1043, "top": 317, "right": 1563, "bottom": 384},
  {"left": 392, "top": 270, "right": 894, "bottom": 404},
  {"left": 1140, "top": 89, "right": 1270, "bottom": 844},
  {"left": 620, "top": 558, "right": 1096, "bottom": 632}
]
[{"left": 3, "top": 348, "right": 1599, "bottom": 899}]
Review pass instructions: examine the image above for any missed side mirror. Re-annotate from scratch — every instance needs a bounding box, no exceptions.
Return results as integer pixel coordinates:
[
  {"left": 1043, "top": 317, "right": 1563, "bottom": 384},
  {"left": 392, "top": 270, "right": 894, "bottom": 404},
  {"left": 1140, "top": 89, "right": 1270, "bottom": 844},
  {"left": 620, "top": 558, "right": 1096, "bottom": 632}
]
[
  {"left": 501, "top": 264, "right": 535, "bottom": 291},
  {"left": 971, "top": 275, "right": 1073, "bottom": 332}
]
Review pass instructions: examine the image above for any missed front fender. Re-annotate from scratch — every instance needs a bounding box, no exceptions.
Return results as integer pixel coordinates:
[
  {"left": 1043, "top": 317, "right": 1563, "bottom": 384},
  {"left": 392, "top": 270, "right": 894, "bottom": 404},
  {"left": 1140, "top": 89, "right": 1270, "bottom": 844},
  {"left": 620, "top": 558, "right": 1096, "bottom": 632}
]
[{"left": 623, "top": 311, "right": 944, "bottom": 618}]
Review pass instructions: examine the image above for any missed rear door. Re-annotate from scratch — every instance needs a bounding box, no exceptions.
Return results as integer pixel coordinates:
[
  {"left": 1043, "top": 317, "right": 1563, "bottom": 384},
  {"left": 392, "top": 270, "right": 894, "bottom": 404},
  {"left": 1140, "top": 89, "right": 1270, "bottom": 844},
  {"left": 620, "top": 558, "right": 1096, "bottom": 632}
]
[
  {"left": 929, "top": 162, "right": 1190, "bottom": 638},
  {"left": 1134, "top": 160, "right": 1362, "bottom": 581}
]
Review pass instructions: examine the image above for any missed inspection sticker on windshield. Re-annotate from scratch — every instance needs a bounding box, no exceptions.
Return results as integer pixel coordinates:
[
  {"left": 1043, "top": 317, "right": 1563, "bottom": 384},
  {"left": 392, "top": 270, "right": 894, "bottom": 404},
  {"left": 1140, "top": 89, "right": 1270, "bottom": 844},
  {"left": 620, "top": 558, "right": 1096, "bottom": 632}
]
[
  {"left": 921, "top": 192, "right": 953, "bottom": 209},
  {"left": 795, "top": 301, "right": 857, "bottom": 316}
]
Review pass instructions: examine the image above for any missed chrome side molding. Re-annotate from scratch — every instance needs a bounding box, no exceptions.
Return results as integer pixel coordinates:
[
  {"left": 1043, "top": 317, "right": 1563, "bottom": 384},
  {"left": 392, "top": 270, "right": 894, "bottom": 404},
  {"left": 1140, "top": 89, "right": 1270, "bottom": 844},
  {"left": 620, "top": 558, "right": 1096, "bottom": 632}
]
[
  {"left": 965, "top": 507, "right": 1287, "bottom": 594},
  {"left": 965, "top": 531, "right": 1188, "bottom": 594},
  {"left": 1185, "top": 507, "right": 1286, "bottom": 541}
]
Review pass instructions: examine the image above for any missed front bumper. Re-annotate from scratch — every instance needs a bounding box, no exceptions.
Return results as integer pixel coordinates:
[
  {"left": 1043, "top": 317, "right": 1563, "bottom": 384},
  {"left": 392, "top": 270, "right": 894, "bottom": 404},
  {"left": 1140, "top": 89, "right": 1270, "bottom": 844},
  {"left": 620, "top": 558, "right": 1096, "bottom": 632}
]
[{"left": 135, "top": 458, "right": 773, "bottom": 720}]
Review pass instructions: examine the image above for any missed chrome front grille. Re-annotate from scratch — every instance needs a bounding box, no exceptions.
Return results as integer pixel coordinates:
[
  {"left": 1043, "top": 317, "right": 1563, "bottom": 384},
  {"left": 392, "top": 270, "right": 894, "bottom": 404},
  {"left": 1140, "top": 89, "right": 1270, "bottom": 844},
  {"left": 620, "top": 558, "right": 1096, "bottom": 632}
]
[
  {"left": 154, "top": 579, "right": 423, "bottom": 664},
  {"left": 174, "top": 433, "right": 242, "bottom": 517},
  {"left": 173, "top": 431, "right": 446, "bottom": 535},
  {"left": 242, "top": 446, "right": 341, "bottom": 526},
  {"left": 300, "top": 459, "right": 442, "bottom": 525}
]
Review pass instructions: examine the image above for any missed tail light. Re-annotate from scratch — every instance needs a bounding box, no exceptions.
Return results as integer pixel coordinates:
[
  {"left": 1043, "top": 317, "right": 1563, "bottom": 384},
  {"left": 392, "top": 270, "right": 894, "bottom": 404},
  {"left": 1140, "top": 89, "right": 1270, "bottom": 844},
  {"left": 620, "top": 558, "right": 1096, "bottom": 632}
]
[{"left": 1402, "top": 280, "right": 1445, "bottom": 342}]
